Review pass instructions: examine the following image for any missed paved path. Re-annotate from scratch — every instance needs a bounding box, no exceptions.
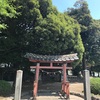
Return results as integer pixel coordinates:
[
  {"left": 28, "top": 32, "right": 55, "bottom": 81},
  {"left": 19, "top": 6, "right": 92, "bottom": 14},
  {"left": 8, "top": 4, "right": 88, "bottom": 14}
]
[
  {"left": 36, "top": 95, "right": 84, "bottom": 100},
  {"left": 1, "top": 91, "right": 84, "bottom": 100},
  {"left": 5, "top": 95, "right": 83, "bottom": 100},
  {"left": 36, "top": 91, "right": 84, "bottom": 100},
  {"left": 6, "top": 95, "right": 83, "bottom": 100}
]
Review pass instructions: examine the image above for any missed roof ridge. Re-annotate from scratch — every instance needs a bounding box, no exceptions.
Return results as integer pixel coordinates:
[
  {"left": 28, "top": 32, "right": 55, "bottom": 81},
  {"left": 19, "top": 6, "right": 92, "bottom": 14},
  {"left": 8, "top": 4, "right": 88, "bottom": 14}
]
[{"left": 25, "top": 53, "right": 78, "bottom": 62}]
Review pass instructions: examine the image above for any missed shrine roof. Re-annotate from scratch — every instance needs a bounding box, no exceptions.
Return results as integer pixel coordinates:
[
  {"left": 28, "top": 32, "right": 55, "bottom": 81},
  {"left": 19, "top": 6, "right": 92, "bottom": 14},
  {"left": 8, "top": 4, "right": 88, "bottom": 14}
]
[{"left": 25, "top": 53, "right": 79, "bottom": 62}]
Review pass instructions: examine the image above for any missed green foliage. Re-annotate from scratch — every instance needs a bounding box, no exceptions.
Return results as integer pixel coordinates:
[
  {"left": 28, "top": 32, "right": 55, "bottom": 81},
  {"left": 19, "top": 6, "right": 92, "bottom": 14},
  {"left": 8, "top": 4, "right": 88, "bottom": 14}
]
[
  {"left": 39, "top": 0, "right": 52, "bottom": 18},
  {"left": 0, "top": 0, "right": 17, "bottom": 17},
  {"left": 87, "top": 20, "right": 100, "bottom": 66},
  {"left": 66, "top": 0, "right": 92, "bottom": 44},
  {"left": 92, "top": 65, "right": 100, "bottom": 72},
  {"left": 0, "top": 0, "right": 84, "bottom": 69},
  {"left": 66, "top": 0, "right": 100, "bottom": 70},
  {"left": 0, "top": 0, "right": 18, "bottom": 29},
  {"left": 90, "top": 78, "right": 100, "bottom": 95},
  {"left": 0, "top": 80, "right": 12, "bottom": 96},
  {"left": 26, "top": 12, "right": 84, "bottom": 67}
]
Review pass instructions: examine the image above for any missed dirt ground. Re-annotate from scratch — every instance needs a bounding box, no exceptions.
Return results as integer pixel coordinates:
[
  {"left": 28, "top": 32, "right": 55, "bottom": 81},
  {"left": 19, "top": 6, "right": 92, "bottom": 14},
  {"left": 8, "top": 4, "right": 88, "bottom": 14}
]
[
  {"left": 70, "top": 82, "right": 83, "bottom": 93},
  {"left": 38, "top": 82, "right": 83, "bottom": 93},
  {"left": 0, "top": 97, "right": 11, "bottom": 100}
]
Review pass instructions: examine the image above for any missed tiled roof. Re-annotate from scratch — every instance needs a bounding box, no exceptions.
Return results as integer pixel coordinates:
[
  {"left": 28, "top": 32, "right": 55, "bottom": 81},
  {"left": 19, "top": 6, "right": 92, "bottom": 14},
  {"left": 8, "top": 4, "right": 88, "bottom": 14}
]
[{"left": 25, "top": 53, "right": 79, "bottom": 62}]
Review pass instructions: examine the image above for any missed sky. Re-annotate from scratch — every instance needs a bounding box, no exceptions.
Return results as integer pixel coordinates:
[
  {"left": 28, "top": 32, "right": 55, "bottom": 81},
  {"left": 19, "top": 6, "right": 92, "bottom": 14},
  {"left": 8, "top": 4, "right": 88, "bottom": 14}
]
[{"left": 52, "top": 0, "right": 100, "bottom": 20}]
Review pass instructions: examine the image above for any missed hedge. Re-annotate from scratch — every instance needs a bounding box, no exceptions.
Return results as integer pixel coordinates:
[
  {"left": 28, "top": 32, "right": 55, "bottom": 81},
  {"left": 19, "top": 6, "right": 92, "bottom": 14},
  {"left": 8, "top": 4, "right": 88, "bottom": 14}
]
[
  {"left": 90, "top": 78, "right": 100, "bottom": 95},
  {"left": 0, "top": 80, "right": 12, "bottom": 96}
]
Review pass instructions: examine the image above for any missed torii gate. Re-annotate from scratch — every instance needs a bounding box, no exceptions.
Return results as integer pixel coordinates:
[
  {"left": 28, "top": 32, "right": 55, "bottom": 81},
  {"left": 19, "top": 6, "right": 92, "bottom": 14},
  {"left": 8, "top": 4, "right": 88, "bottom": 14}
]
[{"left": 25, "top": 53, "right": 79, "bottom": 99}]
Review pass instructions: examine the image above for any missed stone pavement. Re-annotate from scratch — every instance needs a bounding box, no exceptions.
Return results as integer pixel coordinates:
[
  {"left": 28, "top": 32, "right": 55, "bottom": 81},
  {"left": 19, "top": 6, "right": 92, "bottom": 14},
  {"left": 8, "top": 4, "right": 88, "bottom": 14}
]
[
  {"left": 36, "top": 91, "right": 84, "bottom": 100},
  {"left": 36, "top": 95, "right": 84, "bottom": 100},
  {"left": 0, "top": 89, "right": 84, "bottom": 100}
]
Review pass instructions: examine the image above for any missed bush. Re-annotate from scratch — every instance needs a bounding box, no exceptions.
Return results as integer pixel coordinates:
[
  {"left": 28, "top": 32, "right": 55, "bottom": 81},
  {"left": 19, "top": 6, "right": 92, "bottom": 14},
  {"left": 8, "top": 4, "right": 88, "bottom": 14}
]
[
  {"left": 0, "top": 80, "right": 12, "bottom": 96},
  {"left": 90, "top": 78, "right": 100, "bottom": 95}
]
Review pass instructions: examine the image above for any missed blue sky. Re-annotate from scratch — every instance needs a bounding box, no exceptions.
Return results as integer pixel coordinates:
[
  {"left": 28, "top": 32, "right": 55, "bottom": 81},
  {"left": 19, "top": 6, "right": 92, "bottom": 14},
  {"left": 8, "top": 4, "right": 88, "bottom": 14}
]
[{"left": 52, "top": 0, "right": 100, "bottom": 20}]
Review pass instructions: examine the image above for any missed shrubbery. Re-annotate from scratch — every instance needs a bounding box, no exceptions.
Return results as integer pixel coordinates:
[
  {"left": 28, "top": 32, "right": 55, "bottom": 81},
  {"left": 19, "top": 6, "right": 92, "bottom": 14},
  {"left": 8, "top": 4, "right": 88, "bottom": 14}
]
[
  {"left": 90, "top": 78, "right": 100, "bottom": 95},
  {"left": 0, "top": 80, "right": 12, "bottom": 96}
]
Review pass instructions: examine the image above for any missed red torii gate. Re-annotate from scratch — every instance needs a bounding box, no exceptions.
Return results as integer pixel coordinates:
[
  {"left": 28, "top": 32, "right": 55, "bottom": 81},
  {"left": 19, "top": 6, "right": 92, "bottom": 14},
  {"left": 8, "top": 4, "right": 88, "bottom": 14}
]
[{"left": 25, "top": 53, "right": 79, "bottom": 99}]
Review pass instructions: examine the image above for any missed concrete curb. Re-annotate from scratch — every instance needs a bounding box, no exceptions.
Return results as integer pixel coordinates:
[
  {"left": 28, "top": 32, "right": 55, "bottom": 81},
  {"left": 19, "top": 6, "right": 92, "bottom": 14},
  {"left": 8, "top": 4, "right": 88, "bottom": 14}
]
[
  {"left": 70, "top": 91, "right": 84, "bottom": 99},
  {"left": 70, "top": 91, "right": 100, "bottom": 100}
]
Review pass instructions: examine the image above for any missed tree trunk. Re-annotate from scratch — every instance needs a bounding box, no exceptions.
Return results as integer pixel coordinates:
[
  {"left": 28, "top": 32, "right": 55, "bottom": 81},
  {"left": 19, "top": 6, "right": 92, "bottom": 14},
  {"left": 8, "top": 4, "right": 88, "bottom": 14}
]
[
  {"left": 98, "top": 72, "right": 100, "bottom": 77},
  {"left": 93, "top": 72, "right": 95, "bottom": 77}
]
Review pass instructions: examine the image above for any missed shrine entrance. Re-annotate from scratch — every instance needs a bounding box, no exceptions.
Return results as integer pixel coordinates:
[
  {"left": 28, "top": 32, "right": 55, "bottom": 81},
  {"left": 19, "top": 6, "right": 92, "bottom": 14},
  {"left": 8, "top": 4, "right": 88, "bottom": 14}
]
[
  {"left": 41, "top": 69, "right": 61, "bottom": 82},
  {"left": 25, "top": 53, "right": 79, "bottom": 99}
]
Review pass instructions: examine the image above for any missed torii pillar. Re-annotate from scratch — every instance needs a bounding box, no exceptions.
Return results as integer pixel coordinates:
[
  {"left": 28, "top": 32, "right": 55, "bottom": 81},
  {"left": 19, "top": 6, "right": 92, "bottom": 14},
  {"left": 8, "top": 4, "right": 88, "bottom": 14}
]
[
  {"left": 63, "top": 63, "right": 67, "bottom": 83},
  {"left": 33, "top": 63, "right": 40, "bottom": 99},
  {"left": 62, "top": 63, "right": 70, "bottom": 99}
]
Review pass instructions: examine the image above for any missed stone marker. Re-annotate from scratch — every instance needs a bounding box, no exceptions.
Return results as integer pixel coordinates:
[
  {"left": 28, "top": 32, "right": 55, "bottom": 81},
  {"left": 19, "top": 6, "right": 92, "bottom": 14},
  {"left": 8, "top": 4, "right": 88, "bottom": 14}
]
[
  {"left": 14, "top": 70, "right": 23, "bottom": 100},
  {"left": 83, "top": 70, "right": 91, "bottom": 100}
]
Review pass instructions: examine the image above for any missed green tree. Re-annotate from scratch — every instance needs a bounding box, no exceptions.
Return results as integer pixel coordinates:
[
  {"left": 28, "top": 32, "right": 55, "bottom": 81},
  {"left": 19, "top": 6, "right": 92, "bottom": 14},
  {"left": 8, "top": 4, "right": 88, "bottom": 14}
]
[
  {"left": 65, "top": 0, "right": 93, "bottom": 74},
  {"left": 66, "top": 0, "right": 92, "bottom": 46},
  {"left": 25, "top": 0, "right": 84, "bottom": 67},
  {"left": 66, "top": 0, "right": 100, "bottom": 74},
  {"left": 0, "top": 0, "right": 84, "bottom": 70},
  {"left": 87, "top": 20, "right": 100, "bottom": 67}
]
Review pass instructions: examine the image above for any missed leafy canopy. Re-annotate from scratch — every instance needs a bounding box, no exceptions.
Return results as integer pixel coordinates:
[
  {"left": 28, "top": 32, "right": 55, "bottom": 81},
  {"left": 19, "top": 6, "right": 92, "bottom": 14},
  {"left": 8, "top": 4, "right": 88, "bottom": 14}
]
[
  {"left": 0, "top": 0, "right": 17, "bottom": 29},
  {"left": 0, "top": 0, "right": 84, "bottom": 68}
]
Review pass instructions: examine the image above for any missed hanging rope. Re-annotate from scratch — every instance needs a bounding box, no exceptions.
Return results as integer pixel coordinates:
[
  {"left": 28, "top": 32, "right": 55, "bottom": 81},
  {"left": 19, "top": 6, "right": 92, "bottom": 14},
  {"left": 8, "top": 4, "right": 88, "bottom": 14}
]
[{"left": 41, "top": 70, "right": 61, "bottom": 74}]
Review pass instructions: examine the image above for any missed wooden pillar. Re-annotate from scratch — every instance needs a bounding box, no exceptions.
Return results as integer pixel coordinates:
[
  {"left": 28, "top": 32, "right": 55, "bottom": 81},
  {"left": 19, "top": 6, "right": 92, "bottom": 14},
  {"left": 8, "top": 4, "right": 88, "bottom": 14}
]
[
  {"left": 63, "top": 63, "right": 67, "bottom": 83},
  {"left": 61, "top": 63, "right": 67, "bottom": 92},
  {"left": 65, "top": 82, "right": 70, "bottom": 99},
  {"left": 50, "top": 62, "right": 53, "bottom": 67},
  {"left": 62, "top": 63, "right": 70, "bottom": 99},
  {"left": 33, "top": 63, "right": 40, "bottom": 99}
]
